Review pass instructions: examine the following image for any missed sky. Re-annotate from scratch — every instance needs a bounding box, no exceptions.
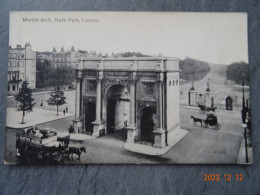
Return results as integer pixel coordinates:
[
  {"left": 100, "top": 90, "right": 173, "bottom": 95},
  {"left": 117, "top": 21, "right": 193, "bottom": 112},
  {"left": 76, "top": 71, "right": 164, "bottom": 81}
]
[{"left": 9, "top": 12, "right": 248, "bottom": 64}]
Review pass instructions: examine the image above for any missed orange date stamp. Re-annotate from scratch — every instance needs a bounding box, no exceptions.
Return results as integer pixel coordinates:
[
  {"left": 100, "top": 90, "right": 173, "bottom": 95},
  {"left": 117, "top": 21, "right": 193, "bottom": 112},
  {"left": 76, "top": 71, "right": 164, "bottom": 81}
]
[{"left": 204, "top": 174, "right": 244, "bottom": 181}]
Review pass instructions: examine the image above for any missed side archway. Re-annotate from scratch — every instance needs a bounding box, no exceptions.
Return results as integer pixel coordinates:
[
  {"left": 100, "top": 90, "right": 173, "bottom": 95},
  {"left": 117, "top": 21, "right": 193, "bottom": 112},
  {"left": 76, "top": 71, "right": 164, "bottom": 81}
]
[{"left": 140, "top": 107, "right": 156, "bottom": 143}]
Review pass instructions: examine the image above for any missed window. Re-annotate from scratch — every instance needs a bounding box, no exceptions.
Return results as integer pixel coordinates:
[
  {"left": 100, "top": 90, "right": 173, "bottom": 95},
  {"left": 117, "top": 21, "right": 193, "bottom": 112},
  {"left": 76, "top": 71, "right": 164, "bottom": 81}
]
[
  {"left": 8, "top": 61, "right": 11, "bottom": 67},
  {"left": 20, "top": 61, "right": 24, "bottom": 67},
  {"left": 12, "top": 85, "right": 16, "bottom": 91},
  {"left": 7, "top": 85, "right": 10, "bottom": 91},
  {"left": 143, "top": 82, "right": 154, "bottom": 97},
  {"left": 13, "top": 54, "right": 17, "bottom": 58},
  {"left": 21, "top": 54, "right": 24, "bottom": 58},
  {"left": 12, "top": 73, "right": 16, "bottom": 81},
  {"left": 8, "top": 53, "right": 11, "bottom": 58},
  {"left": 87, "top": 80, "right": 96, "bottom": 92},
  {"left": 12, "top": 61, "right": 16, "bottom": 67},
  {"left": 20, "top": 73, "right": 24, "bottom": 80},
  {"left": 8, "top": 73, "right": 11, "bottom": 81}
]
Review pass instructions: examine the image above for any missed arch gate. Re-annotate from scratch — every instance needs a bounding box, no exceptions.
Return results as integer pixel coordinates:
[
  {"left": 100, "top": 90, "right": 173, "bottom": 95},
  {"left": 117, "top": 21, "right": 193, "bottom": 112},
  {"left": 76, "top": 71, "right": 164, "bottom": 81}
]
[{"left": 73, "top": 57, "right": 180, "bottom": 148}]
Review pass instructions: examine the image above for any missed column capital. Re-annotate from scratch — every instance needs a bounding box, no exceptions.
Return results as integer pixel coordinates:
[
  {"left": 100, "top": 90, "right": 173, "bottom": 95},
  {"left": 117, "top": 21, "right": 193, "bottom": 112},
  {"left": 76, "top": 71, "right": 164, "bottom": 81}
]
[
  {"left": 97, "top": 71, "right": 104, "bottom": 80},
  {"left": 75, "top": 69, "right": 83, "bottom": 79},
  {"left": 157, "top": 72, "right": 164, "bottom": 82}
]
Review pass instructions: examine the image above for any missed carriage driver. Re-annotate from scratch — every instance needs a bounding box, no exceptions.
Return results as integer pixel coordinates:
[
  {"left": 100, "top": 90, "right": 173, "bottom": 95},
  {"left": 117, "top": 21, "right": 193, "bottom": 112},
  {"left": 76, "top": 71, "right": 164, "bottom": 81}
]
[{"left": 204, "top": 113, "right": 217, "bottom": 128}]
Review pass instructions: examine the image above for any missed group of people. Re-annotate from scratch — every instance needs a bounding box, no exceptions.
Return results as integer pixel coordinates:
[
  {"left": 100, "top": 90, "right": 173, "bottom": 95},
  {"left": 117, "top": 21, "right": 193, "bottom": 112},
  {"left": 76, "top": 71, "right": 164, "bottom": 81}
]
[
  {"left": 63, "top": 106, "right": 68, "bottom": 115},
  {"left": 39, "top": 99, "right": 68, "bottom": 115}
]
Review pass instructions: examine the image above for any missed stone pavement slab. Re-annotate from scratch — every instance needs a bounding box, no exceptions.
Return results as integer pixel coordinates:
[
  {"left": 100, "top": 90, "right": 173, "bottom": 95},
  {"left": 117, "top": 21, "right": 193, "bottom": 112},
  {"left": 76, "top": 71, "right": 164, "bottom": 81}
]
[
  {"left": 124, "top": 128, "right": 189, "bottom": 156},
  {"left": 6, "top": 107, "right": 74, "bottom": 129}
]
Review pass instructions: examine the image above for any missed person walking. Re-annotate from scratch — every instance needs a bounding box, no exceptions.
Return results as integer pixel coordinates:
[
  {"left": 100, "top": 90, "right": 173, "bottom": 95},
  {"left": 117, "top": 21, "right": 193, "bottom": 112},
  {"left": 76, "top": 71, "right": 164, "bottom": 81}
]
[{"left": 63, "top": 109, "right": 66, "bottom": 115}]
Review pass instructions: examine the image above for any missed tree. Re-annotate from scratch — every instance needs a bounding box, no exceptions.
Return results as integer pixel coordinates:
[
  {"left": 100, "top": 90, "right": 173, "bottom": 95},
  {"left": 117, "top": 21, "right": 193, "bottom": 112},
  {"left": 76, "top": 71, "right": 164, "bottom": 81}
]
[
  {"left": 14, "top": 81, "right": 35, "bottom": 124},
  {"left": 53, "top": 66, "right": 75, "bottom": 87},
  {"left": 36, "top": 59, "right": 75, "bottom": 89},
  {"left": 226, "top": 62, "right": 249, "bottom": 85},
  {"left": 179, "top": 57, "right": 211, "bottom": 81},
  {"left": 47, "top": 86, "right": 66, "bottom": 116},
  {"left": 36, "top": 59, "right": 54, "bottom": 88}
]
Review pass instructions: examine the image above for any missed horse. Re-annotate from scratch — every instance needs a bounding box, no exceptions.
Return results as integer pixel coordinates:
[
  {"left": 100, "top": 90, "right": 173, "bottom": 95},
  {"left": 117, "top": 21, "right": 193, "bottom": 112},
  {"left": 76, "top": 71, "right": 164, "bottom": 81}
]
[
  {"left": 68, "top": 147, "right": 86, "bottom": 161},
  {"left": 190, "top": 116, "right": 203, "bottom": 127},
  {"left": 206, "top": 107, "right": 217, "bottom": 112}
]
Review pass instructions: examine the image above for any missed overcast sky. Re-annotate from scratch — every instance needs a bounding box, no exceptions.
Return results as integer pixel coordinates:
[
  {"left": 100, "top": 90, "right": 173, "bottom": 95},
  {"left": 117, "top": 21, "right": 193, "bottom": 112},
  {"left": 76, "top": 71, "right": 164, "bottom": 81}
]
[{"left": 10, "top": 12, "right": 248, "bottom": 64}]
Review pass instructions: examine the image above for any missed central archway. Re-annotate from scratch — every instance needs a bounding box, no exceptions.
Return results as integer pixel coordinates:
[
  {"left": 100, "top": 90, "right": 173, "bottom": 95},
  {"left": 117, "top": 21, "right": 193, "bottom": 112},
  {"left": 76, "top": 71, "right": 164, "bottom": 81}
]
[{"left": 106, "top": 84, "right": 130, "bottom": 134}]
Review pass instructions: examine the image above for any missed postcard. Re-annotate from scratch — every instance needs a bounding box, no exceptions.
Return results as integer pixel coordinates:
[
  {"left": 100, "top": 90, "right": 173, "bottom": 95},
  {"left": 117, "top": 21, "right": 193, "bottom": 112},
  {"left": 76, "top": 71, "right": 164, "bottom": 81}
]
[{"left": 5, "top": 12, "right": 252, "bottom": 164}]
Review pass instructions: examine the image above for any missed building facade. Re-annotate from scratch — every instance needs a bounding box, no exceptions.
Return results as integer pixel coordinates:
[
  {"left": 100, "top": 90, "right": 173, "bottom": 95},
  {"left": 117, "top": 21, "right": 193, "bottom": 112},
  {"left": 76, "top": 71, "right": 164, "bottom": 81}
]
[
  {"left": 73, "top": 57, "right": 180, "bottom": 148},
  {"left": 8, "top": 43, "right": 36, "bottom": 95},
  {"left": 49, "top": 47, "right": 88, "bottom": 68}
]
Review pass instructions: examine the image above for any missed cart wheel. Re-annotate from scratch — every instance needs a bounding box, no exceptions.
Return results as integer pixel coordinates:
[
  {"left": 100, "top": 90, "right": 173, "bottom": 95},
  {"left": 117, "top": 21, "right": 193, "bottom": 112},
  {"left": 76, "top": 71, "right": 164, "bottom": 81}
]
[
  {"left": 193, "top": 122, "right": 201, "bottom": 127},
  {"left": 213, "top": 123, "right": 221, "bottom": 130}
]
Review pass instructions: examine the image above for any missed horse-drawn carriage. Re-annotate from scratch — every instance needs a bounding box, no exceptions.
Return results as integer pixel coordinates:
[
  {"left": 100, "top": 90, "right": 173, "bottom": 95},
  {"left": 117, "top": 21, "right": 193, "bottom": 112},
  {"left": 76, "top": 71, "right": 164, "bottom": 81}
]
[
  {"left": 198, "top": 103, "right": 217, "bottom": 114},
  {"left": 191, "top": 113, "right": 221, "bottom": 130},
  {"left": 16, "top": 127, "right": 86, "bottom": 164}
]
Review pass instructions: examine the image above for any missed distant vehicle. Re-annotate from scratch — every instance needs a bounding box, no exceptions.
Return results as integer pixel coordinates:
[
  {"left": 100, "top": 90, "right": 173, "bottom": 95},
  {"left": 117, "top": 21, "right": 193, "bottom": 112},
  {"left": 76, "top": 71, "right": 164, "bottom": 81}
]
[
  {"left": 191, "top": 113, "right": 221, "bottom": 130},
  {"left": 16, "top": 127, "right": 70, "bottom": 164},
  {"left": 198, "top": 103, "right": 217, "bottom": 114}
]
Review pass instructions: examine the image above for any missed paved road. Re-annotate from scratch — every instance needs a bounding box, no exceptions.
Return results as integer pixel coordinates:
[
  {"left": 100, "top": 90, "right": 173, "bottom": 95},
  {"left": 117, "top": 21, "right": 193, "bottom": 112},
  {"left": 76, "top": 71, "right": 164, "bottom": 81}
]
[
  {"left": 179, "top": 63, "right": 250, "bottom": 111},
  {"left": 4, "top": 105, "right": 244, "bottom": 164}
]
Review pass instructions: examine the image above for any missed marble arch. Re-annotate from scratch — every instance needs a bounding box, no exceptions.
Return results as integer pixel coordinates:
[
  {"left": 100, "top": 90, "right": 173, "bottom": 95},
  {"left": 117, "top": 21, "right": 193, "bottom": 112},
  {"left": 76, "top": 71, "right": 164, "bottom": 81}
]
[{"left": 73, "top": 57, "right": 180, "bottom": 148}]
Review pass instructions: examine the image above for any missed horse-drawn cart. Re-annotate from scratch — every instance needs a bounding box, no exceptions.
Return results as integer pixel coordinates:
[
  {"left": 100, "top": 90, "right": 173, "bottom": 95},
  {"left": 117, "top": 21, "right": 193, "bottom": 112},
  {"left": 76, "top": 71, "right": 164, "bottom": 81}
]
[{"left": 16, "top": 127, "right": 70, "bottom": 164}]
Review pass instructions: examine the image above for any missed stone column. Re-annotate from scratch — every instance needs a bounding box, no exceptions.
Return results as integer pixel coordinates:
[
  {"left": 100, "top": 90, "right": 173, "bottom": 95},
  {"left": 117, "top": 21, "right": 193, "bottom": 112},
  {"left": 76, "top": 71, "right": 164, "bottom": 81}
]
[
  {"left": 95, "top": 79, "right": 101, "bottom": 121},
  {"left": 205, "top": 81, "right": 211, "bottom": 107},
  {"left": 126, "top": 72, "right": 138, "bottom": 143},
  {"left": 73, "top": 69, "right": 83, "bottom": 133},
  {"left": 153, "top": 72, "right": 166, "bottom": 148},
  {"left": 189, "top": 89, "right": 197, "bottom": 106},
  {"left": 92, "top": 71, "right": 105, "bottom": 137},
  {"left": 75, "top": 78, "right": 81, "bottom": 118},
  {"left": 205, "top": 91, "right": 211, "bottom": 107},
  {"left": 129, "top": 83, "right": 135, "bottom": 125}
]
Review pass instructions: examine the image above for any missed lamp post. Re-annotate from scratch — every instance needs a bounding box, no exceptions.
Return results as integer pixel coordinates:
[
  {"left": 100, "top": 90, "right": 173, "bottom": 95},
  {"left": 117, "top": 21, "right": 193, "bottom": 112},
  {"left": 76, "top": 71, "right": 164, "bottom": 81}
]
[{"left": 241, "top": 81, "right": 249, "bottom": 163}]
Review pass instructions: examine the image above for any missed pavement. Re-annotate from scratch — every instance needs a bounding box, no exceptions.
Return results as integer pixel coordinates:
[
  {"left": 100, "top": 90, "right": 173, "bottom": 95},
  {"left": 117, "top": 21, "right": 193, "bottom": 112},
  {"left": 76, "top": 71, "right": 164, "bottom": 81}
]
[
  {"left": 237, "top": 137, "right": 253, "bottom": 164},
  {"left": 58, "top": 132, "right": 96, "bottom": 141},
  {"left": 6, "top": 107, "right": 74, "bottom": 129},
  {"left": 124, "top": 128, "right": 189, "bottom": 156},
  {"left": 7, "top": 90, "right": 76, "bottom": 114}
]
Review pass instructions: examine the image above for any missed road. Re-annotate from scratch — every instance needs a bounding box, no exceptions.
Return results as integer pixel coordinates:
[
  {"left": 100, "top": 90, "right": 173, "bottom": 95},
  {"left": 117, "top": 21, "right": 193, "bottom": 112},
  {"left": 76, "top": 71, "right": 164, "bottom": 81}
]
[
  {"left": 4, "top": 104, "right": 244, "bottom": 164},
  {"left": 179, "top": 63, "right": 250, "bottom": 111}
]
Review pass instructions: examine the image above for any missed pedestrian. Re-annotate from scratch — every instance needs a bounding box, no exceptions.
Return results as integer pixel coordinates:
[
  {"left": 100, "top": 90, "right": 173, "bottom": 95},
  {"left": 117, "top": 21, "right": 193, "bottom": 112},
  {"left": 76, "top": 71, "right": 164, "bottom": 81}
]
[
  {"left": 68, "top": 125, "right": 74, "bottom": 134},
  {"left": 63, "top": 109, "right": 66, "bottom": 115},
  {"left": 66, "top": 106, "right": 68, "bottom": 113},
  {"left": 40, "top": 100, "right": 43, "bottom": 106}
]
